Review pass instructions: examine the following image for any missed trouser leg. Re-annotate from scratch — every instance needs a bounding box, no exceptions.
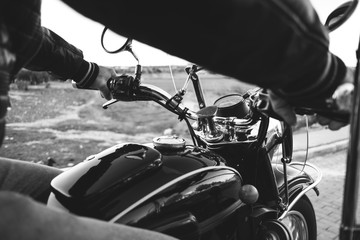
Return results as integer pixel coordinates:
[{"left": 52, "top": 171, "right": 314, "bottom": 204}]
[
  {"left": 0, "top": 158, "right": 62, "bottom": 203},
  {"left": 0, "top": 191, "right": 179, "bottom": 240}
]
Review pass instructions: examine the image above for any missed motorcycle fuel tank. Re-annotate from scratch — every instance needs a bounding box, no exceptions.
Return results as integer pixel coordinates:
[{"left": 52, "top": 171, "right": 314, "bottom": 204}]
[{"left": 48, "top": 141, "right": 246, "bottom": 239}]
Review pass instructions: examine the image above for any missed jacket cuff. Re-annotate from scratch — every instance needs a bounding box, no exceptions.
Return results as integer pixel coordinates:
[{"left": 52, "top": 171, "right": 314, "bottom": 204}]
[
  {"left": 273, "top": 53, "right": 347, "bottom": 107},
  {"left": 73, "top": 62, "right": 99, "bottom": 89}
]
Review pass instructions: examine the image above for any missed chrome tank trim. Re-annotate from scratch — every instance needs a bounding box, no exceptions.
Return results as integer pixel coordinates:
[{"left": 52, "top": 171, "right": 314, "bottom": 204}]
[{"left": 109, "top": 166, "right": 241, "bottom": 223}]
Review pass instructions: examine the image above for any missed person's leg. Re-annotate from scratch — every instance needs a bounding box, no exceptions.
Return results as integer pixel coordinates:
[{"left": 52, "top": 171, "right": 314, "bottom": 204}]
[
  {"left": 1, "top": 0, "right": 43, "bottom": 75},
  {"left": 0, "top": 158, "right": 62, "bottom": 203},
  {"left": 0, "top": 23, "right": 15, "bottom": 147},
  {"left": 0, "top": 0, "right": 43, "bottom": 148},
  {"left": 0, "top": 191, "right": 178, "bottom": 240}
]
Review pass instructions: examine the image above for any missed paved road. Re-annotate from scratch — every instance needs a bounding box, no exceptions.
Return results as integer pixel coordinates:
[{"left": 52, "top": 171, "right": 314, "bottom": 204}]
[
  {"left": 293, "top": 126, "right": 349, "bottom": 157},
  {"left": 306, "top": 149, "right": 360, "bottom": 240}
]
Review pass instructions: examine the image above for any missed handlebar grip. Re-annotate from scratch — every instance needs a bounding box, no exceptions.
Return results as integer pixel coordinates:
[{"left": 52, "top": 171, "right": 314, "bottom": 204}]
[{"left": 107, "top": 74, "right": 138, "bottom": 100}]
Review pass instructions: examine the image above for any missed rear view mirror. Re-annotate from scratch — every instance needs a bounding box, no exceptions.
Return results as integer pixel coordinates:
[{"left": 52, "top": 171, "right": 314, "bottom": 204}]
[
  {"left": 101, "top": 27, "right": 139, "bottom": 63},
  {"left": 325, "top": 1, "right": 358, "bottom": 32}
]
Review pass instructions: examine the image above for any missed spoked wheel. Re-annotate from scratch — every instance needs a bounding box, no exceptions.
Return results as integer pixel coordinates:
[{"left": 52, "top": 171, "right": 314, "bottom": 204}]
[
  {"left": 257, "top": 195, "right": 316, "bottom": 240},
  {"left": 280, "top": 195, "right": 317, "bottom": 240},
  {"left": 257, "top": 220, "right": 292, "bottom": 240}
]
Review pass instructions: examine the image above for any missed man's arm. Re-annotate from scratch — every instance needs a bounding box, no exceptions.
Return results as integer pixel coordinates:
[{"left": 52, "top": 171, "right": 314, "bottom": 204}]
[
  {"left": 62, "top": 0, "right": 347, "bottom": 107},
  {"left": 25, "top": 27, "right": 88, "bottom": 82},
  {"left": 25, "top": 27, "right": 115, "bottom": 99}
]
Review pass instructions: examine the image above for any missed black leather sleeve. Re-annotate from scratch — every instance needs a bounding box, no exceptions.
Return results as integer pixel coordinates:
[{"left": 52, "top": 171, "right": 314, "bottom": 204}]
[
  {"left": 63, "top": 0, "right": 347, "bottom": 104},
  {"left": 25, "top": 27, "right": 90, "bottom": 82}
]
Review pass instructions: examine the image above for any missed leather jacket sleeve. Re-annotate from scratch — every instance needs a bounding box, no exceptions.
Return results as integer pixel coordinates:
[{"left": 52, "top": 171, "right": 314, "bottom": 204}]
[
  {"left": 63, "top": 0, "right": 347, "bottom": 106},
  {"left": 25, "top": 27, "right": 89, "bottom": 82},
  {"left": 1, "top": 0, "right": 89, "bottom": 83}
]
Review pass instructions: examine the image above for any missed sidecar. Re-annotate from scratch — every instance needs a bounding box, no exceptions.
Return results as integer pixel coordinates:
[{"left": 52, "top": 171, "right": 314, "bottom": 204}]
[{"left": 48, "top": 139, "right": 250, "bottom": 239}]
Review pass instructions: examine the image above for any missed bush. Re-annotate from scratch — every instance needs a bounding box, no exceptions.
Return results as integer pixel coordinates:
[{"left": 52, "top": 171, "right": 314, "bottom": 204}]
[
  {"left": 14, "top": 80, "right": 29, "bottom": 91},
  {"left": 15, "top": 69, "right": 52, "bottom": 85}
]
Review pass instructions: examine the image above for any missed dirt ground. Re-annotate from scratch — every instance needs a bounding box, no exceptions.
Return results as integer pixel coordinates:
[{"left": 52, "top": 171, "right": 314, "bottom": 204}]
[{"left": 1, "top": 72, "right": 255, "bottom": 167}]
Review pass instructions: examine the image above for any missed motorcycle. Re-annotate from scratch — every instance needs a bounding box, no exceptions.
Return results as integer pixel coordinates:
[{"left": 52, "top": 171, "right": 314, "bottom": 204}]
[
  {"left": 46, "top": 2, "right": 356, "bottom": 240},
  {"left": 47, "top": 48, "right": 322, "bottom": 240}
]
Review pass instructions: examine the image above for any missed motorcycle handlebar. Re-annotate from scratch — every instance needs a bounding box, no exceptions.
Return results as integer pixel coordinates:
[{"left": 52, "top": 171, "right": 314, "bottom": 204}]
[
  {"left": 103, "top": 75, "right": 199, "bottom": 120},
  {"left": 102, "top": 74, "right": 352, "bottom": 125}
]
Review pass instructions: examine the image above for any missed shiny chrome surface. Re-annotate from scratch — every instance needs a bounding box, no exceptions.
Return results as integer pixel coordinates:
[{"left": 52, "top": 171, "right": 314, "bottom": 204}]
[
  {"left": 153, "top": 136, "right": 186, "bottom": 150},
  {"left": 194, "top": 116, "right": 262, "bottom": 145},
  {"left": 133, "top": 83, "right": 200, "bottom": 120},
  {"left": 281, "top": 211, "right": 309, "bottom": 240}
]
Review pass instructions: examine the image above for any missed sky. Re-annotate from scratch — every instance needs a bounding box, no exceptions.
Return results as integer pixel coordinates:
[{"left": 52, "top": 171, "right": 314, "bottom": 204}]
[
  {"left": 41, "top": 1, "right": 189, "bottom": 66},
  {"left": 41, "top": 0, "right": 360, "bottom": 67}
]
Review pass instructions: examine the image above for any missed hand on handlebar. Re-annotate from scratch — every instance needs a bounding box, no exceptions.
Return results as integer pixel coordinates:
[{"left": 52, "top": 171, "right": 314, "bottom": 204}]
[
  {"left": 269, "top": 81, "right": 353, "bottom": 130},
  {"left": 317, "top": 82, "right": 354, "bottom": 130},
  {"left": 268, "top": 90, "right": 297, "bottom": 126},
  {"left": 89, "top": 65, "right": 117, "bottom": 100}
]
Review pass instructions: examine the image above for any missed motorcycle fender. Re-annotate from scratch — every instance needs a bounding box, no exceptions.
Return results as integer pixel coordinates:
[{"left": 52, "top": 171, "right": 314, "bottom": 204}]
[{"left": 272, "top": 163, "right": 318, "bottom": 200}]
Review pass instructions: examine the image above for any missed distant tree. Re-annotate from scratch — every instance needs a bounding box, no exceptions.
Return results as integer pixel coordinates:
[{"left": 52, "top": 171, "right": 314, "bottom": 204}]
[
  {"left": 15, "top": 69, "right": 54, "bottom": 85},
  {"left": 12, "top": 69, "right": 55, "bottom": 90}
]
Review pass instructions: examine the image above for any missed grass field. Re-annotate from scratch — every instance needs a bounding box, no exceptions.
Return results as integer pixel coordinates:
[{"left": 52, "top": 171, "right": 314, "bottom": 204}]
[{"left": 1, "top": 71, "right": 255, "bottom": 167}]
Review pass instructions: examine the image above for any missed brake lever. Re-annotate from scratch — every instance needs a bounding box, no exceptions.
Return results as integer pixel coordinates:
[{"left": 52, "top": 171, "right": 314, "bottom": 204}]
[{"left": 102, "top": 99, "right": 120, "bottom": 109}]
